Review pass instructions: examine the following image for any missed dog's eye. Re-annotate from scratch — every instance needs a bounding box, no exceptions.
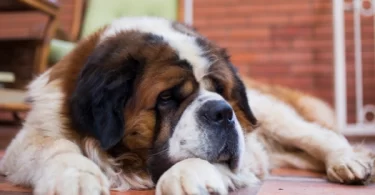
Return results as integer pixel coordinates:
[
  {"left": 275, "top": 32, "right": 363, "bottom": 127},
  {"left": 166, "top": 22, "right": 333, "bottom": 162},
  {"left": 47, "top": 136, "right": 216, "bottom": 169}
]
[
  {"left": 213, "top": 81, "right": 224, "bottom": 95},
  {"left": 158, "top": 90, "right": 175, "bottom": 106},
  {"left": 160, "top": 91, "right": 173, "bottom": 101}
]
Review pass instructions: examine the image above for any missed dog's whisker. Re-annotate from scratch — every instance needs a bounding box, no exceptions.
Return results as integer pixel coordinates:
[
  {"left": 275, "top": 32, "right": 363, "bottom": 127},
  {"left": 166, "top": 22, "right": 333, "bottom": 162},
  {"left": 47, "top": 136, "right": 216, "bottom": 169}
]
[{"left": 149, "top": 148, "right": 169, "bottom": 157}]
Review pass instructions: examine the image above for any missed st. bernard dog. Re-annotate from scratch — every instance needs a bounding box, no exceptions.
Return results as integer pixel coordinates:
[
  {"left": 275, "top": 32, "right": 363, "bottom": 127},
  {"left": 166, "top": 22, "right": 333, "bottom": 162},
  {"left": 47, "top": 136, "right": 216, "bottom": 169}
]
[{"left": 1, "top": 17, "right": 374, "bottom": 195}]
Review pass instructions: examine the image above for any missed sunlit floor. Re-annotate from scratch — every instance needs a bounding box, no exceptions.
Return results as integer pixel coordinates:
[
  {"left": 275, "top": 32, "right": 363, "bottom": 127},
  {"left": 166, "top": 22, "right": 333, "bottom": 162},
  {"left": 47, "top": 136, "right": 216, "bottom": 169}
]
[{"left": 0, "top": 111, "right": 374, "bottom": 195}]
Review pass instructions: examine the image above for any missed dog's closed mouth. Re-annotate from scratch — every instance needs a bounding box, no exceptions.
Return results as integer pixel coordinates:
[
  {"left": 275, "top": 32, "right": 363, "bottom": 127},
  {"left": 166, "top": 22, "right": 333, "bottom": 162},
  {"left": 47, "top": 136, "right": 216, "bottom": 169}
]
[{"left": 215, "top": 145, "right": 240, "bottom": 171}]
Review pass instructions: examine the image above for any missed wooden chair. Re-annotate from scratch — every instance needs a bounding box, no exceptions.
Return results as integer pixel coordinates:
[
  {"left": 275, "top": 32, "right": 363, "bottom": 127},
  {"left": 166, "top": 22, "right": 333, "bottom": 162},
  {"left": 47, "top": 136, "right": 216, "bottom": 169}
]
[
  {"left": 0, "top": 0, "right": 59, "bottom": 79},
  {"left": 0, "top": 0, "right": 59, "bottom": 120},
  {"left": 49, "top": 0, "right": 181, "bottom": 64}
]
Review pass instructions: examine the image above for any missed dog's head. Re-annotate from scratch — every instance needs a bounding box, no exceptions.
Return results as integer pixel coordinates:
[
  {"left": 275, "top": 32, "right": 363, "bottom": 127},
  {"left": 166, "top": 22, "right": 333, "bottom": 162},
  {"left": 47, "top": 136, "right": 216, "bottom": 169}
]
[{"left": 60, "top": 17, "right": 257, "bottom": 182}]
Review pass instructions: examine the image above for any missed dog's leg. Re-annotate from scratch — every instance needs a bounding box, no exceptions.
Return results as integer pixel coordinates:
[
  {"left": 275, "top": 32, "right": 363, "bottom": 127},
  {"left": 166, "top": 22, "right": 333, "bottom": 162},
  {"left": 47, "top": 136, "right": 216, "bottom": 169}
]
[
  {"left": 155, "top": 158, "right": 260, "bottom": 195},
  {"left": 0, "top": 126, "right": 110, "bottom": 195},
  {"left": 249, "top": 90, "right": 374, "bottom": 184},
  {"left": 156, "top": 133, "right": 272, "bottom": 194},
  {"left": 0, "top": 75, "right": 111, "bottom": 194},
  {"left": 268, "top": 150, "right": 326, "bottom": 172}
]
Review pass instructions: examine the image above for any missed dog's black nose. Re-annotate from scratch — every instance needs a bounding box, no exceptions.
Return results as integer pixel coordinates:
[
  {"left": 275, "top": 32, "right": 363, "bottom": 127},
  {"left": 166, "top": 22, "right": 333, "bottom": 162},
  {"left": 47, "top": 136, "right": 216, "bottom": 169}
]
[{"left": 200, "top": 100, "right": 234, "bottom": 126}]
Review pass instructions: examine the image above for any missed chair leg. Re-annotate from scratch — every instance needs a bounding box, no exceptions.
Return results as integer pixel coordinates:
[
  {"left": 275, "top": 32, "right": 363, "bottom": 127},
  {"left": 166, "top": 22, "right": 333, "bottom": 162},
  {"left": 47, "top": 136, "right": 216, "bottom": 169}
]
[
  {"left": 33, "top": 17, "right": 58, "bottom": 75},
  {"left": 12, "top": 112, "right": 23, "bottom": 123}
]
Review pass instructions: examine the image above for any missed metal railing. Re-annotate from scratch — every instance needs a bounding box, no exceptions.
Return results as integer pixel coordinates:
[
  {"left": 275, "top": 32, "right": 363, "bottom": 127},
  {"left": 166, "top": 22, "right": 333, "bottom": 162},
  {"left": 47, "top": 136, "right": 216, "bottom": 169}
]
[{"left": 333, "top": 0, "right": 375, "bottom": 135}]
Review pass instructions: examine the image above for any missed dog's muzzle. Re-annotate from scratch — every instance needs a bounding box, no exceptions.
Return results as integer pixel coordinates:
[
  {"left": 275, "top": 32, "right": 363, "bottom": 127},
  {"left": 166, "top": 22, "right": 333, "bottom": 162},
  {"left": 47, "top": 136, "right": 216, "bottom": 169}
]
[{"left": 198, "top": 100, "right": 241, "bottom": 170}]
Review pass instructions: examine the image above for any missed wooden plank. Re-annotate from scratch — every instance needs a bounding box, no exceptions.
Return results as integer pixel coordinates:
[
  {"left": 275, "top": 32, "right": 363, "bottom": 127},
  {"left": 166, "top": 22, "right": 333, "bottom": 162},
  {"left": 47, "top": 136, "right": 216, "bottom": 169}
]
[
  {"left": 0, "top": 89, "right": 30, "bottom": 112},
  {"left": 18, "top": 0, "right": 58, "bottom": 17},
  {"left": 56, "top": 0, "right": 85, "bottom": 41},
  {"left": 71, "top": 0, "right": 84, "bottom": 41},
  {"left": 178, "top": 0, "right": 184, "bottom": 22},
  {"left": 0, "top": 12, "right": 48, "bottom": 40},
  {"left": 0, "top": 72, "right": 15, "bottom": 83}
]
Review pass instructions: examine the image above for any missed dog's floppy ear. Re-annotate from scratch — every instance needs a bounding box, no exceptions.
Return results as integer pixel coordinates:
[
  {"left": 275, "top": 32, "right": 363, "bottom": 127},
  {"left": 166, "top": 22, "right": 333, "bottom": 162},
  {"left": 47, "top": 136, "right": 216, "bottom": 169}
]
[
  {"left": 233, "top": 74, "right": 258, "bottom": 126},
  {"left": 69, "top": 42, "right": 142, "bottom": 150},
  {"left": 228, "top": 63, "right": 258, "bottom": 127}
]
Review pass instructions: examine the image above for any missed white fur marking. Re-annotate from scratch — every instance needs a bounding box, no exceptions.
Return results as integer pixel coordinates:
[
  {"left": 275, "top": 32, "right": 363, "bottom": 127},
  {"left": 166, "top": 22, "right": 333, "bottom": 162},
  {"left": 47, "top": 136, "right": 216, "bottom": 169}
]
[
  {"left": 101, "top": 17, "right": 210, "bottom": 81},
  {"left": 168, "top": 89, "right": 245, "bottom": 166}
]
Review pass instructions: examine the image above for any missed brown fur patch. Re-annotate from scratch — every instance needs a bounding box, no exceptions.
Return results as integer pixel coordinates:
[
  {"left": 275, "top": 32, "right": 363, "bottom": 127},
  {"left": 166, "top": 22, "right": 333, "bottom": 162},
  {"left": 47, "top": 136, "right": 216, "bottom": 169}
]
[{"left": 123, "top": 61, "right": 195, "bottom": 151}]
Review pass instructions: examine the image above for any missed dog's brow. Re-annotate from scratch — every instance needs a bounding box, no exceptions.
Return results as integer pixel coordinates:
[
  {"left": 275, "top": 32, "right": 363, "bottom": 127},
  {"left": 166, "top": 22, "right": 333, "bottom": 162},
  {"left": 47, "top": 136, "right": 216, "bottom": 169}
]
[{"left": 174, "top": 59, "right": 193, "bottom": 71}]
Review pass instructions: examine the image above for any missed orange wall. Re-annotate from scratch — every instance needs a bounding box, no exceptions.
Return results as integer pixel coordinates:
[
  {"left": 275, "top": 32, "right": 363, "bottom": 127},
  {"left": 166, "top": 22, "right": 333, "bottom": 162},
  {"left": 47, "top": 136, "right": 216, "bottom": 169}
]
[{"left": 194, "top": 0, "right": 375, "bottom": 123}]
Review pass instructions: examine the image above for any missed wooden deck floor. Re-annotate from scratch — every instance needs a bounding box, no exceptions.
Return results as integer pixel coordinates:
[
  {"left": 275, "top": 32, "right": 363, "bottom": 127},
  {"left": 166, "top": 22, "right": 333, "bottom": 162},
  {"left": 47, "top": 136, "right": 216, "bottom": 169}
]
[{"left": 0, "top": 111, "right": 374, "bottom": 195}]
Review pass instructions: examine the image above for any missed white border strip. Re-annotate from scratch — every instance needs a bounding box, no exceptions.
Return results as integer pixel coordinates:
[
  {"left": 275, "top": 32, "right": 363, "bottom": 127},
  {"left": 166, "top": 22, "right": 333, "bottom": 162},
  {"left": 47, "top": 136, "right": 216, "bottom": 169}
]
[
  {"left": 184, "top": 0, "right": 194, "bottom": 25},
  {"left": 353, "top": 0, "right": 364, "bottom": 124},
  {"left": 342, "top": 124, "right": 375, "bottom": 136},
  {"left": 332, "top": 0, "right": 347, "bottom": 131}
]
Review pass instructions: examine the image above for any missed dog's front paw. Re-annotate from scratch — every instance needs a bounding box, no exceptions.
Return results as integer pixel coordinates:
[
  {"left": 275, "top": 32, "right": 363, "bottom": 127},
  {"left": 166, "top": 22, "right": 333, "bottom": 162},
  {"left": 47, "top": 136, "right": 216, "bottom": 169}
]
[
  {"left": 34, "top": 153, "right": 110, "bottom": 195},
  {"left": 326, "top": 150, "right": 374, "bottom": 185},
  {"left": 156, "top": 158, "right": 228, "bottom": 195}
]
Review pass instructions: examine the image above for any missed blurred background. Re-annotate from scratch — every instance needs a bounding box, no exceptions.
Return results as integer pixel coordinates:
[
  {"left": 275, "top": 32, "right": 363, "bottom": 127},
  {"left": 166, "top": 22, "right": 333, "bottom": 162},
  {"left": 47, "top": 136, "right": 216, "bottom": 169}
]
[{"left": 0, "top": 0, "right": 374, "bottom": 142}]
